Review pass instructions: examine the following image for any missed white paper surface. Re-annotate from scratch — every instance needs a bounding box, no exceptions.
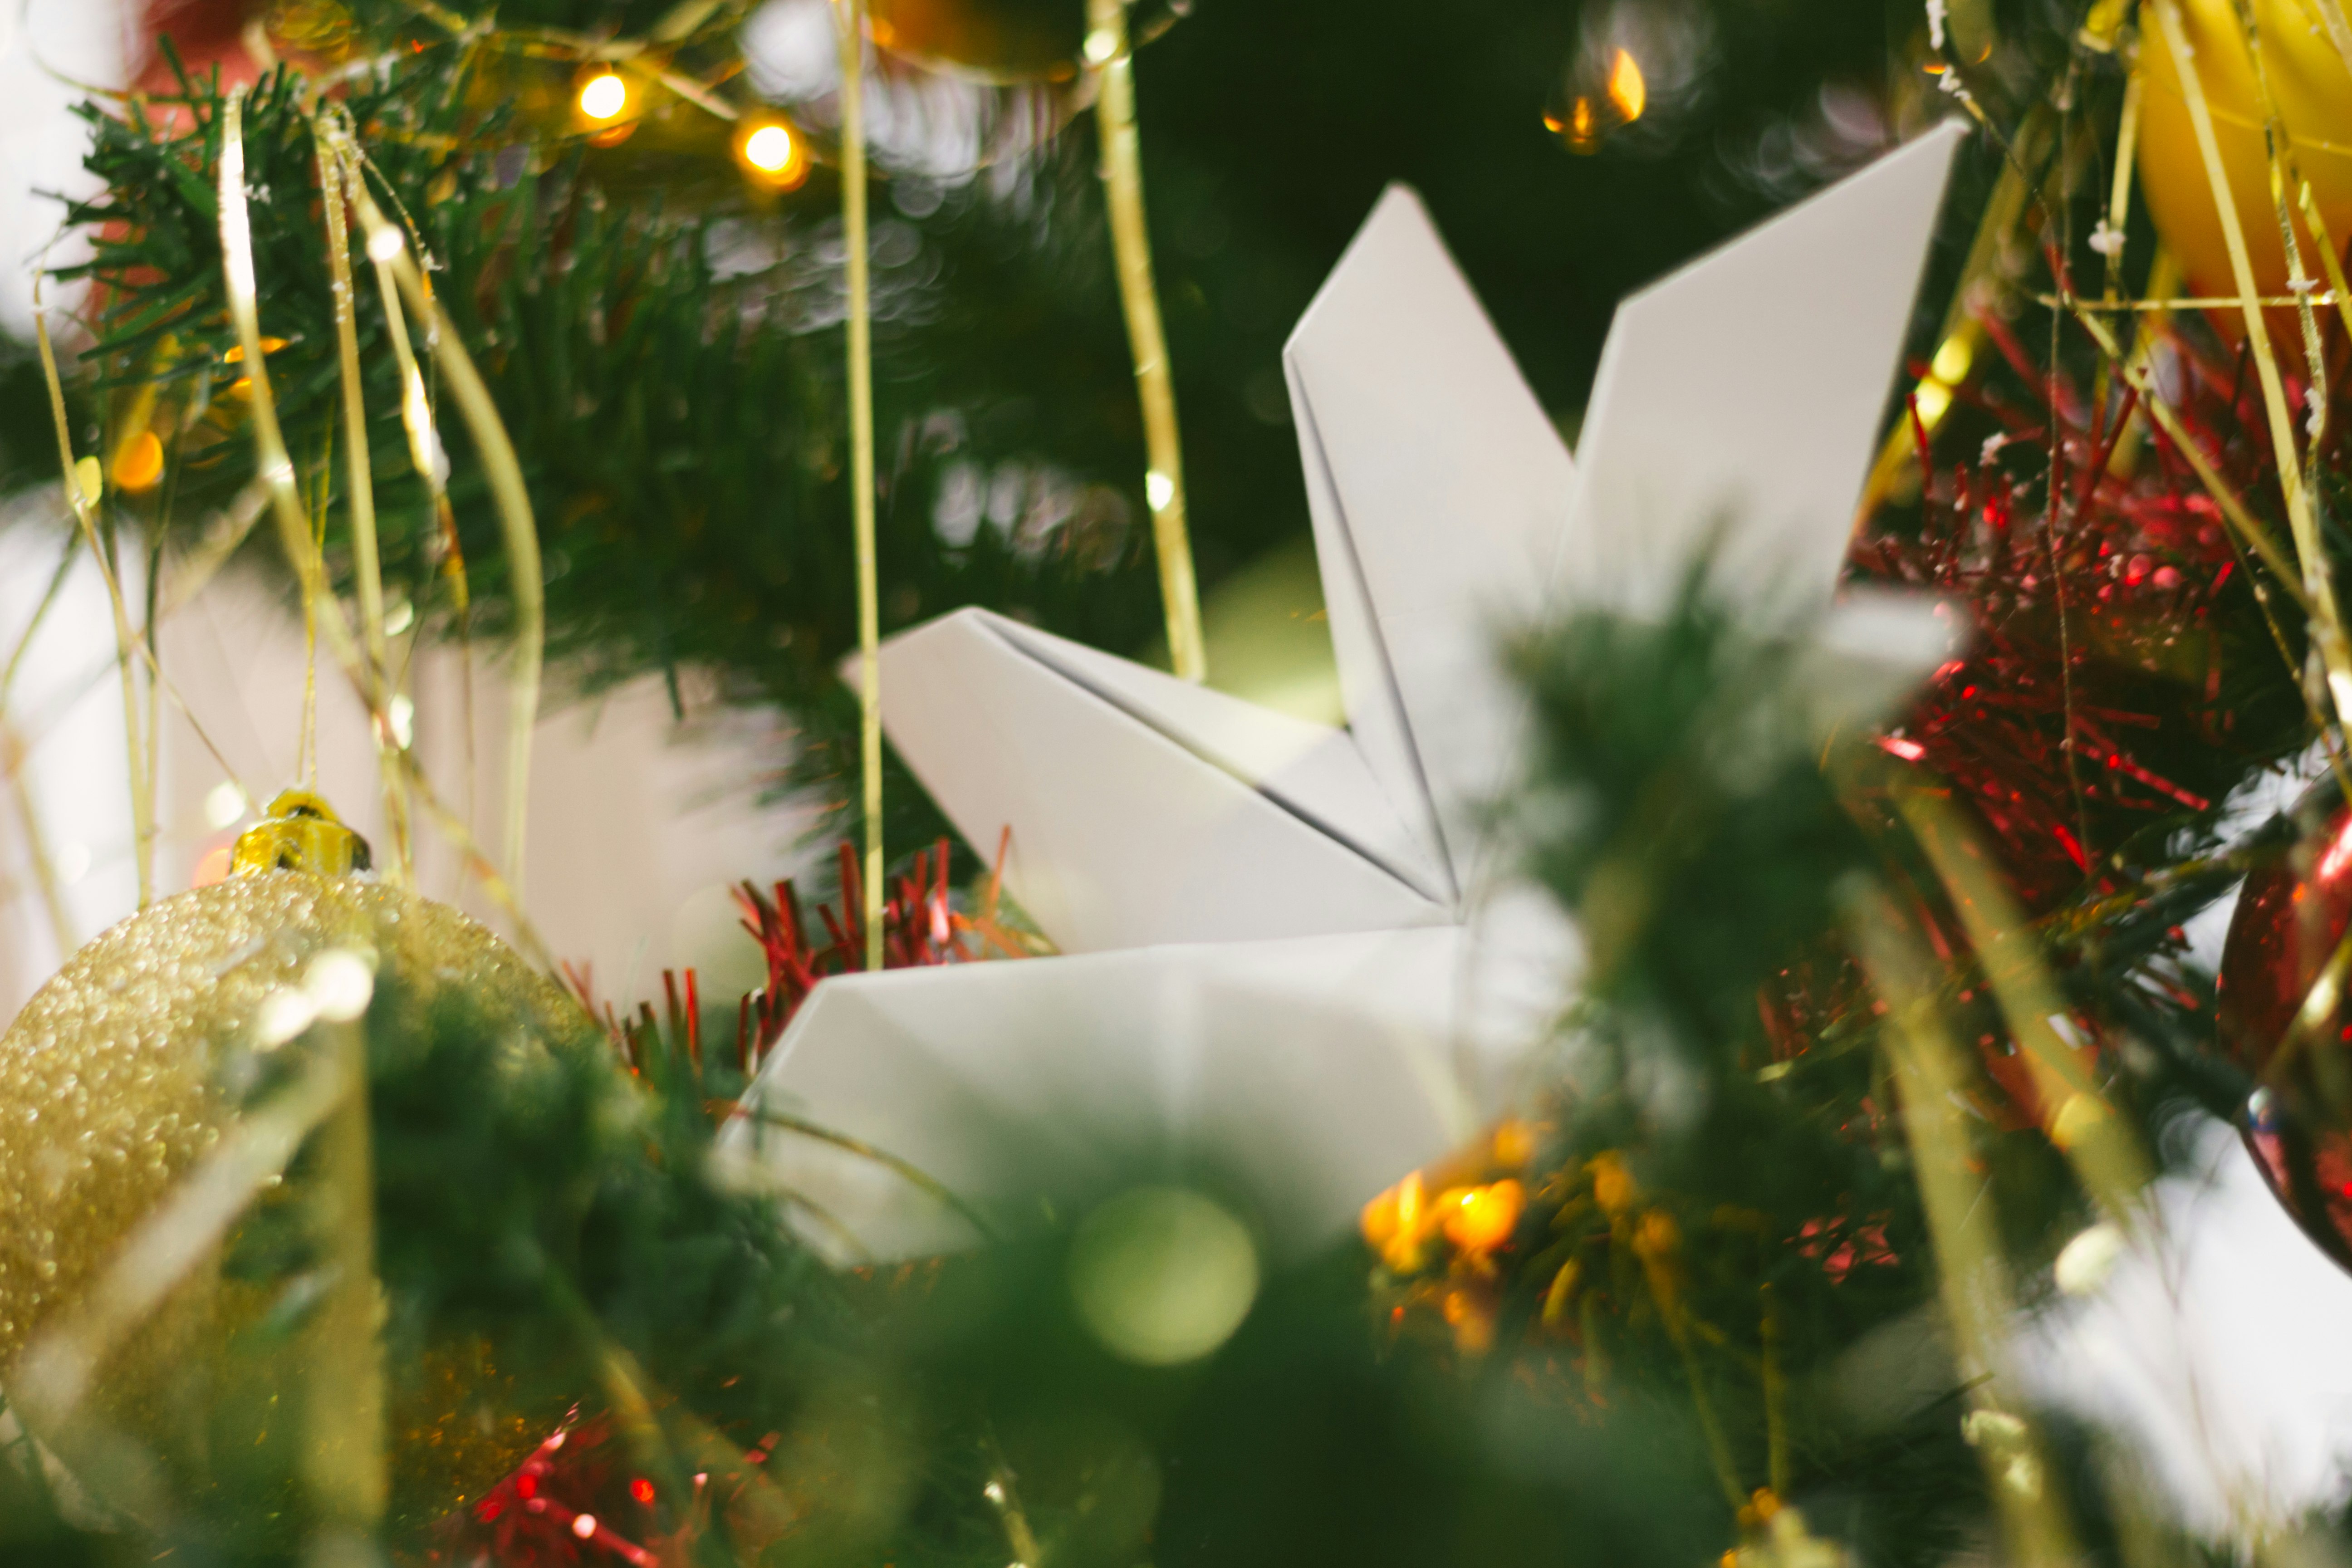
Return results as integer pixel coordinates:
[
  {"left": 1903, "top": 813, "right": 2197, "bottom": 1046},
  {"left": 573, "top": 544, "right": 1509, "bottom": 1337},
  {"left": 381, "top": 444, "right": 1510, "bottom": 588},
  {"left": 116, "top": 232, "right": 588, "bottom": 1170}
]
[
  {"left": 719, "top": 927, "right": 1477, "bottom": 1262},
  {"left": 1283, "top": 186, "right": 1582, "bottom": 884}
]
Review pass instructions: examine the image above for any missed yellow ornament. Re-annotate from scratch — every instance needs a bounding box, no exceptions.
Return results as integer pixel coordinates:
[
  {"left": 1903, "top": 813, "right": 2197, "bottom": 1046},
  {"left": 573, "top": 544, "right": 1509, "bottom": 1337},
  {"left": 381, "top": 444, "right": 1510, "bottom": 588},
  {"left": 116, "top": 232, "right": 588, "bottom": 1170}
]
[
  {"left": 0, "top": 792, "right": 578, "bottom": 1524},
  {"left": 2136, "top": 0, "right": 2352, "bottom": 299}
]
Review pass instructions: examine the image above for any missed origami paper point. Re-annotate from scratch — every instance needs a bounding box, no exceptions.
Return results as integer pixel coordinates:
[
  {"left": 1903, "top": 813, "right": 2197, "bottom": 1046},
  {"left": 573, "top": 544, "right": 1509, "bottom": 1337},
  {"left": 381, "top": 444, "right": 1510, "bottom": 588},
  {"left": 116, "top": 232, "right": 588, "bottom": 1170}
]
[
  {"left": 1564, "top": 119, "right": 1970, "bottom": 623},
  {"left": 875, "top": 608, "right": 1450, "bottom": 954},
  {"left": 1284, "top": 183, "right": 1580, "bottom": 886}
]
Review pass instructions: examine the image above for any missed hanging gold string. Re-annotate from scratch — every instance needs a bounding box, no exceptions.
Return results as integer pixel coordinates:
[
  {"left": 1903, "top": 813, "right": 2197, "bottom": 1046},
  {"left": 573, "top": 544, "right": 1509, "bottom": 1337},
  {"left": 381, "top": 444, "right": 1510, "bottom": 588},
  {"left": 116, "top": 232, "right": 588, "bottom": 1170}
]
[
  {"left": 220, "top": 92, "right": 370, "bottom": 716},
  {"left": 213, "top": 93, "right": 552, "bottom": 966},
  {"left": 32, "top": 287, "right": 152, "bottom": 907},
  {"left": 838, "top": 0, "right": 885, "bottom": 973},
  {"left": 340, "top": 129, "right": 477, "bottom": 872},
  {"left": 3, "top": 722, "right": 74, "bottom": 958},
  {"left": 216, "top": 101, "right": 391, "bottom": 1543},
  {"left": 300, "top": 425, "right": 334, "bottom": 791},
  {"left": 316, "top": 117, "right": 412, "bottom": 882},
  {"left": 2294, "top": 182, "right": 2352, "bottom": 343},
  {"left": 1086, "top": 0, "right": 1205, "bottom": 683},
  {"left": 22, "top": 342, "right": 260, "bottom": 827},
  {"left": 334, "top": 133, "right": 544, "bottom": 903},
  {"left": 2, "top": 542, "right": 81, "bottom": 954},
  {"left": 2090, "top": 65, "right": 2143, "bottom": 428}
]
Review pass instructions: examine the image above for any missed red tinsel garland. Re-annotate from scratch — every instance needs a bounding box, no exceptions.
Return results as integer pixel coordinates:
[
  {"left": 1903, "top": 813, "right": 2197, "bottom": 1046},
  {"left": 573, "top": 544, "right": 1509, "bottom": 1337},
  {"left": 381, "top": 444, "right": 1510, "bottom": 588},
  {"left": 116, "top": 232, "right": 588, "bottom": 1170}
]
[{"left": 1851, "top": 306, "right": 2316, "bottom": 911}]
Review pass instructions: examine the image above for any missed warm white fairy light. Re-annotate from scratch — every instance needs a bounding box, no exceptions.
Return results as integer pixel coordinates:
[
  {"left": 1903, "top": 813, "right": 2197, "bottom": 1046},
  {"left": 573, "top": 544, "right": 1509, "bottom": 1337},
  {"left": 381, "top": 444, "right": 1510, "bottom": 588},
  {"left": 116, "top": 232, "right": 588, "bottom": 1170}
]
[
  {"left": 743, "top": 123, "right": 793, "bottom": 172},
  {"left": 578, "top": 72, "right": 628, "bottom": 122}
]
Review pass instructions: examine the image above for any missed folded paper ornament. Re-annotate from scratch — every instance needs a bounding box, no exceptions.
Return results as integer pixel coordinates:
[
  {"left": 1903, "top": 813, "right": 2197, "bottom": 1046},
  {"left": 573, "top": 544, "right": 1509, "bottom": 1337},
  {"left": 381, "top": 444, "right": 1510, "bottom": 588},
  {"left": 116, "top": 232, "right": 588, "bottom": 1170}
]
[{"left": 719, "top": 120, "right": 1971, "bottom": 1262}]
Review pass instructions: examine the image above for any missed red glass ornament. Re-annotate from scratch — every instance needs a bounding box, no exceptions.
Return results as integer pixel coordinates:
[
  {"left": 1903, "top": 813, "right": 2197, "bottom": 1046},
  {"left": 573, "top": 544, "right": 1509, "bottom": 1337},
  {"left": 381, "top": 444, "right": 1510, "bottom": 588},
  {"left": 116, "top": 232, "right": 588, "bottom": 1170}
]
[{"left": 2216, "top": 783, "right": 2352, "bottom": 1270}]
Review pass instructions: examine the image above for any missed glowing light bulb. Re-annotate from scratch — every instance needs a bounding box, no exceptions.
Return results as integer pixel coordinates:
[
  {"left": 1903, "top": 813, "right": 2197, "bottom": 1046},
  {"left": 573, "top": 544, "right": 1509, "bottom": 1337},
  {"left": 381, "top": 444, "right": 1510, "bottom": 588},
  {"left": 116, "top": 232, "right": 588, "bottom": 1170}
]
[
  {"left": 572, "top": 1512, "right": 598, "bottom": 1539},
  {"left": 743, "top": 124, "right": 793, "bottom": 173},
  {"left": 736, "top": 120, "right": 808, "bottom": 188},
  {"left": 578, "top": 72, "right": 628, "bottom": 122}
]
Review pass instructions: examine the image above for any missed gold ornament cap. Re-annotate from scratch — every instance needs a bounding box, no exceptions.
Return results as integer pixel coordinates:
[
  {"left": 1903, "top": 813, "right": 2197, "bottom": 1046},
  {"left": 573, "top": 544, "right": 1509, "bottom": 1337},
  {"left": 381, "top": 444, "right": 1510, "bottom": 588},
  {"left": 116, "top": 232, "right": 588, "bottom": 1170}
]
[{"left": 230, "top": 789, "right": 373, "bottom": 877}]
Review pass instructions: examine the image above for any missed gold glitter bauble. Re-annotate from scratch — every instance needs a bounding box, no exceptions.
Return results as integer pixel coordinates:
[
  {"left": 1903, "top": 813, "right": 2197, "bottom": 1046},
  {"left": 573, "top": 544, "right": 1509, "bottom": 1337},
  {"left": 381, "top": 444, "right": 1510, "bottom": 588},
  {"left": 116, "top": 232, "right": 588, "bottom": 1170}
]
[{"left": 0, "top": 868, "right": 578, "bottom": 1512}]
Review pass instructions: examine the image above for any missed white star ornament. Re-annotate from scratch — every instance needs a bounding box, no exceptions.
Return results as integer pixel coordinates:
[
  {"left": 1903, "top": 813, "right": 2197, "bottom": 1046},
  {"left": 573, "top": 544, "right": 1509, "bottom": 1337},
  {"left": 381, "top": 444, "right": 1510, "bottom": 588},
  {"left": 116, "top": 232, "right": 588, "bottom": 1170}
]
[{"left": 718, "top": 121, "right": 1970, "bottom": 1263}]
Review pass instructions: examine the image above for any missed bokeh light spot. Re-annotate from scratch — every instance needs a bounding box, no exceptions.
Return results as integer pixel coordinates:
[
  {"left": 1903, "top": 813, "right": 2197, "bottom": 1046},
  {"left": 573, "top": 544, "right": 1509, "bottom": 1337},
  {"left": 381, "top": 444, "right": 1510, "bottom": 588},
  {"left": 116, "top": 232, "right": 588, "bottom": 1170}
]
[
  {"left": 744, "top": 124, "right": 794, "bottom": 172},
  {"left": 1068, "top": 1186, "right": 1258, "bottom": 1366},
  {"left": 579, "top": 73, "right": 628, "bottom": 122}
]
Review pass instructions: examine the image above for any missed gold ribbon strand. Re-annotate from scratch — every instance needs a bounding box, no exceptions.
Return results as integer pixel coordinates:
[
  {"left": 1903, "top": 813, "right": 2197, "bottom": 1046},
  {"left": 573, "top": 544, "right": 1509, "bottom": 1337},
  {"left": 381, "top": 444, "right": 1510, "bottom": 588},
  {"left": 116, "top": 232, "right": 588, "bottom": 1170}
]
[
  {"left": 1087, "top": 0, "right": 1205, "bottom": 684},
  {"left": 838, "top": 0, "right": 885, "bottom": 972},
  {"left": 314, "top": 111, "right": 411, "bottom": 882},
  {"left": 32, "top": 288, "right": 153, "bottom": 907}
]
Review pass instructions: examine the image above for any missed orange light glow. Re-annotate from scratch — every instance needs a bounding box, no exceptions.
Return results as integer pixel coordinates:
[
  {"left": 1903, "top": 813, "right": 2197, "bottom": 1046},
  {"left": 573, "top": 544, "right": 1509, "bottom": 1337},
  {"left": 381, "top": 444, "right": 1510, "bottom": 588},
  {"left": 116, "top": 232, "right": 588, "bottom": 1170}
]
[
  {"left": 192, "top": 843, "right": 232, "bottom": 887},
  {"left": 1589, "top": 1151, "right": 1636, "bottom": 1214},
  {"left": 1441, "top": 1287, "right": 1496, "bottom": 1354},
  {"left": 1566, "top": 96, "right": 1598, "bottom": 152},
  {"left": 1607, "top": 49, "right": 1646, "bottom": 123},
  {"left": 1443, "top": 1179, "right": 1525, "bottom": 1254},
  {"left": 1362, "top": 1170, "right": 1439, "bottom": 1272},
  {"left": 220, "top": 336, "right": 288, "bottom": 366},
  {"left": 1491, "top": 1118, "right": 1537, "bottom": 1168}
]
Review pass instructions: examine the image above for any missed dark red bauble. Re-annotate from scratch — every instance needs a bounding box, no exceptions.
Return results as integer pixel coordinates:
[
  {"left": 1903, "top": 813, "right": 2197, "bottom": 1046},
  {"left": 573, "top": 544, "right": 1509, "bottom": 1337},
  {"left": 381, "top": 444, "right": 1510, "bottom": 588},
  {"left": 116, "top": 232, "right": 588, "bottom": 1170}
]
[{"left": 2216, "top": 782, "right": 2352, "bottom": 1270}]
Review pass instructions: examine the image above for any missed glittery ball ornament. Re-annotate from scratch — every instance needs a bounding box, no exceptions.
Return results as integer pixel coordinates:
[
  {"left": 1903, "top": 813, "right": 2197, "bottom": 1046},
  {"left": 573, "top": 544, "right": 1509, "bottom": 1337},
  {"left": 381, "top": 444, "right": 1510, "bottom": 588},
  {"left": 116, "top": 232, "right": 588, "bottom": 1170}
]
[
  {"left": 0, "top": 791, "right": 578, "bottom": 1503},
  {"left": 2136, "top": 0, "right": 2352, "bottom": 301},
  {"left": 2216, "top": 781, "right": 2352, "bottom": 1269}
]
